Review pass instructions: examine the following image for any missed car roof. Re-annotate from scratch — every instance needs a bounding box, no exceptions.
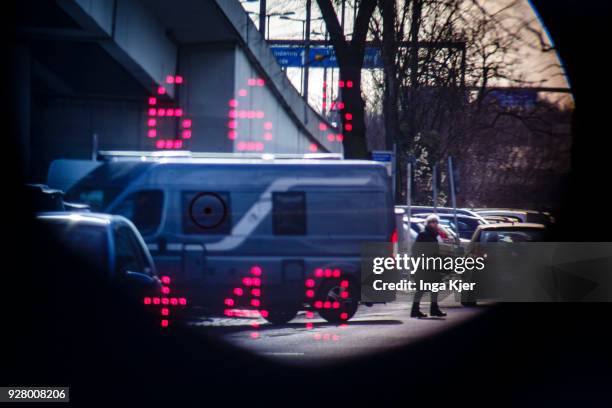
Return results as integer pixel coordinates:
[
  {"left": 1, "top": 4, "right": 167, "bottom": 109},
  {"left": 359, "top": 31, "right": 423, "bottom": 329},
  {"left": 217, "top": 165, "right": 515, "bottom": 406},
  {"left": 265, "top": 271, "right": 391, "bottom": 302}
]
[
  {"left": 417, "top": 213, "right": 482, "bottom": 220},
  {"left": 36, "top": 212, "right": 126, "bottom": 226},
  {"left": 406, "top": 216, "right": 426, "bottom": 222},
  {"left": 476, "top": 222, "right": 546, "bottom": 230},
  {"left": 475, "top": 209, "right": 543, "bottom": 215}
]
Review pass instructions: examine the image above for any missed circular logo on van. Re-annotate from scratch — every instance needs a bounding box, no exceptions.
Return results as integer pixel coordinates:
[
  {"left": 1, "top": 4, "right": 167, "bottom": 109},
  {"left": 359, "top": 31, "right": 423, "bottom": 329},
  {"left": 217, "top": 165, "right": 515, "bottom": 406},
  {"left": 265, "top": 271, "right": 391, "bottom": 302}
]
[{"left": 188, "top": 192, "right": 228, "bottom": 230}]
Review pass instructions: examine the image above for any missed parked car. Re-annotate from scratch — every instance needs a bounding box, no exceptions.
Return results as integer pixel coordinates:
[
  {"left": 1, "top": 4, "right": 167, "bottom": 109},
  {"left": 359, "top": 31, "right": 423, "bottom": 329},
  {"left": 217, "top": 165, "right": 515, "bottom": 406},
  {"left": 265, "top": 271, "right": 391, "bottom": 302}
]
[
  {"left": 414, "top": 213, "right": 487, "bottom": 240},
  {"left": 26, "top": 183, "right": 90, "bottom": 213},
  {"left": 26, "top": 184, "right": 65, "bottom": 212},
  {"left": 470, "top": 222, "right": 548, "bottom": 244},
  {"left": 481, "top": 215, "right": 518, "bottom": 224},
  {"left": 37, "top": 212, "right": 161, "bottom": 302},
  {"left": 55, "top": 152, "right": 395, "bottom": 324},
  {"left": 461, "top": 222, "right": 548, "bottom": 305},
  {"left": 474, "top": 209, "right": 554, "bottom": 227},
  {"left": 398, "top": 216, "right": 465, "bottom": 257},
  {"left": 401, "top": 205, "right": 488, "bottom": 223}
]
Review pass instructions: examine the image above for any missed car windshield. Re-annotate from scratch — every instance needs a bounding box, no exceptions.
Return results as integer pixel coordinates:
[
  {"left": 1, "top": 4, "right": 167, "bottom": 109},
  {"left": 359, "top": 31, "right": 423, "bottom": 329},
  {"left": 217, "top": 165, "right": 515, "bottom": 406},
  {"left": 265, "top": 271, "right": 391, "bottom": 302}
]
[
  {"left": 65, "top": 162, "right": 150, "bottom": 211},
  {"left": 41, "top": 220, "right": 109, "bottom": 273},
  {"left": 481, "top": 228, "right": 546, "bottom": 243}
]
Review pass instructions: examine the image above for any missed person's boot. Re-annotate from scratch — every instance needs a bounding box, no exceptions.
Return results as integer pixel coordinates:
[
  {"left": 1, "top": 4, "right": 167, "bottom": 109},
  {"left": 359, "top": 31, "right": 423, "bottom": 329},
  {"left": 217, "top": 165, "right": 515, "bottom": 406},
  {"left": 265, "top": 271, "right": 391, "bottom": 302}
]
[
  {"left": 430, "top": 303, "right": 447, "bottom": 317},
  {"left": 411, "top": 302, "right": 427, "bottom": 318}
]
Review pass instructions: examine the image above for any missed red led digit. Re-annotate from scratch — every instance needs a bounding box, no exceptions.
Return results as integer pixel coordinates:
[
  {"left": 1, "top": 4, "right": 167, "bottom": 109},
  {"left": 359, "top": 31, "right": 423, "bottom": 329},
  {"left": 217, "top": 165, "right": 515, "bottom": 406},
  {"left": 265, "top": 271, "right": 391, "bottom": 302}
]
[
  {"left": 143, "top": 275, "right": 189, "bottom": 328},
  {"left": 146, "top": 73, "right": 190, "bottom": 149}
]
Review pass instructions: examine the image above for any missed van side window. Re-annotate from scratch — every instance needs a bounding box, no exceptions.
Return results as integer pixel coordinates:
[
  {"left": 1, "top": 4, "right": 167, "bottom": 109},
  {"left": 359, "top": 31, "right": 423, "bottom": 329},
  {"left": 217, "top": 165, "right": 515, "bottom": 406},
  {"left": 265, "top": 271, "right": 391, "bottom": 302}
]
[
  {"left": 273, "top": 192, "right": 306, "bottom": 235},
  {"left": 113, "top": 190, "right": 163, "bottom": 236}
]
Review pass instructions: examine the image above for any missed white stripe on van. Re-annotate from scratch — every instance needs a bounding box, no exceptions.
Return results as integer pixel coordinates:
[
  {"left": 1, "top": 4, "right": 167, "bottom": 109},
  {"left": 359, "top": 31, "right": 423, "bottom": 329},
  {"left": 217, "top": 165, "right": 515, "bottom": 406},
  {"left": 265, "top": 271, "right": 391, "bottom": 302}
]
[
  {"left": 204, "top": 176, "right": 371, "bottom": 252},
  {"left": 184, "top": 244, "right": 205, "bottom": 251},
  {"left": 166, "top": 243, "right": 183, "bottom": 251},
  {"left": 147, "top": 243, "right": 159, "bottom": 251}
]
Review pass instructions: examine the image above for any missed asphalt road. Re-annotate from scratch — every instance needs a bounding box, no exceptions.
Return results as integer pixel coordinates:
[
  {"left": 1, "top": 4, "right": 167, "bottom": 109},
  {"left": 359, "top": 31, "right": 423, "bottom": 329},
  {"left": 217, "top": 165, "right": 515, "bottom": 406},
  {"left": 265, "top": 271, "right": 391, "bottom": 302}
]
[{"left": 186, "top": 295, "right": 488, "bottom": 365}]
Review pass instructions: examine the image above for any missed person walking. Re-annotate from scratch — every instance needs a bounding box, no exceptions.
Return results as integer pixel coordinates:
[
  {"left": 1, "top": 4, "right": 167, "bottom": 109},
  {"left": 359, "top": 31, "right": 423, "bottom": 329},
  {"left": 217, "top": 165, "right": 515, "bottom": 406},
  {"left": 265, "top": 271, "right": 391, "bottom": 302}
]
[{"left": 411, "top": 214, "right": 447, "bottom": 318}]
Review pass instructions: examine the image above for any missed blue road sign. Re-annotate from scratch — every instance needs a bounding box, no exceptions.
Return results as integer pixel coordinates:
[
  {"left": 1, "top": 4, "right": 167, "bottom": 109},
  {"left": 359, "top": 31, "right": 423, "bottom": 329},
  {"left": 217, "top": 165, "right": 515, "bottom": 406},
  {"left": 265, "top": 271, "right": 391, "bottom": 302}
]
[
  {"left": 489, "top": 90, "right": 538, "bottom": 109},
  {"left": 371, "top": 150, "right": 395, "bottom": 177},
  {"left": 270, "top": 47, "right": 304, "bottom": 67},
  {"left": 270, "top": 46, "right": 383, "bottom": 69}
]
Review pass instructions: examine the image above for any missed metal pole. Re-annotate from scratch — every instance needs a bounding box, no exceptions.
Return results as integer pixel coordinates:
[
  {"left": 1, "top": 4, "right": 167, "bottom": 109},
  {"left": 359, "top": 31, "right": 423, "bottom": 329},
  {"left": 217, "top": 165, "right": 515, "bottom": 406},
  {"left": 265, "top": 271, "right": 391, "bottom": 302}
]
[
  {"left": 448, "top": 156, "right": 459, "bottom": 244},
  {"left": 266, "top": 15, "right": 271, "bottom": 40},
  {"left": 322, "top": 29, "right": 328, "bottom": 116},
  {"left": 303, "top": 0, "right": 311, "bottom": 102},
  {"left": 341, "top": 0, "right": 346, "bottom": 32},
  {"left": 300, "top": 21, "right": 305, "bottom": 95},
  {"left": 460, "top": 46, "right": 466, "bottom": 89},
  {"left": 392, "top": 143, "right": 397, "bottom": 199},
  {"left": 330, "top": 66, "right": 334, "bottom": 108},
  {"left": 91, "top": 133, "right": 98, "bottom": 161},
  {"left": 259, "top": 0, "right": 266, "bottom": 37},
  {"left": 432, "top": 163, "right": 438, "bottom": 213},
  {"left": 406, "top": 161, "right": 413, "bottom": 252}
]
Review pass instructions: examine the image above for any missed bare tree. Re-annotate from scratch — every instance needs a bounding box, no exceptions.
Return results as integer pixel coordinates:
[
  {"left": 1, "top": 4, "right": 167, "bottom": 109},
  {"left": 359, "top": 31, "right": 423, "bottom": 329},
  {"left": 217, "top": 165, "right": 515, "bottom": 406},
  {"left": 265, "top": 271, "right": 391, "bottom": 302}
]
[
  {"left": 369, "top": 0, "right": 571, "bottom": 208},
  {"left": 316, "top": 0, "right": 378, "bottom": 159}
]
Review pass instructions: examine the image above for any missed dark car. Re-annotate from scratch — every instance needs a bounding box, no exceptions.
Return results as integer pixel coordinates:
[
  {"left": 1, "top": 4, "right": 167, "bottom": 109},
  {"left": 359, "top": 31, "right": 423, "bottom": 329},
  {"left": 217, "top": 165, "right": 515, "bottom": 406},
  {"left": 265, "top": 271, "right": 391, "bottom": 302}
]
[
  {"left": 37, "top": 212, "right": 162, "bottom": 302},
  {"left": 402, "top": 205, "right": 488, "bottom": 222},
  {"left": 416, "top": 213, "right": 487, "bottom": 240}
]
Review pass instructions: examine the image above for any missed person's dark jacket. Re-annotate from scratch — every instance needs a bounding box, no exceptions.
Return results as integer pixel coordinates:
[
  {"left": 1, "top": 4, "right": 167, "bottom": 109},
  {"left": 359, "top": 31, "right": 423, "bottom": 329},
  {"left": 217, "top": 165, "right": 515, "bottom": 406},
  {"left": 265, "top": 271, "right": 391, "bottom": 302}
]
[{"left": 413, "top": 225, "right": 442, "bottom": 284}]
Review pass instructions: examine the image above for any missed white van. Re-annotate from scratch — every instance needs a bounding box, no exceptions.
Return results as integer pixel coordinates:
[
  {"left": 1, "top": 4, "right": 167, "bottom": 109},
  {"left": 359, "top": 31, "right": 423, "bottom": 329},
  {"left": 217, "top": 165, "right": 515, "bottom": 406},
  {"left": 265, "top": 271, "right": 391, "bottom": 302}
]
[{"left": 52, "top": 152, "right": 395, "bottom": 324}]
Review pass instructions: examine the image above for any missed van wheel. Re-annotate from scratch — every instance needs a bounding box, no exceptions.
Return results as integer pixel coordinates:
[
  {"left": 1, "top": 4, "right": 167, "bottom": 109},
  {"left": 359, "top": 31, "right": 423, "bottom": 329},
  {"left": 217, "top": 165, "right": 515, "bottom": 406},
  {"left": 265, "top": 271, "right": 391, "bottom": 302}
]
[
  {"left": 317, "top": 279, "right": 359, "bottom": 323},
  {"left": 262, "top": 308, "right": 298, "bottom": 325}
]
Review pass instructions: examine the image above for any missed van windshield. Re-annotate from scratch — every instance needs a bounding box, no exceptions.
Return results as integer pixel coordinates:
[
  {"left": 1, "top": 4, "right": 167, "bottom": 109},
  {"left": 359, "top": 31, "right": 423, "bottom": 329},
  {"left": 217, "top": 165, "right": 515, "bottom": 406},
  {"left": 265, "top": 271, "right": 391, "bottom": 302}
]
[{"left": 65, "top": 163, "right": 150, "bottom": 211}]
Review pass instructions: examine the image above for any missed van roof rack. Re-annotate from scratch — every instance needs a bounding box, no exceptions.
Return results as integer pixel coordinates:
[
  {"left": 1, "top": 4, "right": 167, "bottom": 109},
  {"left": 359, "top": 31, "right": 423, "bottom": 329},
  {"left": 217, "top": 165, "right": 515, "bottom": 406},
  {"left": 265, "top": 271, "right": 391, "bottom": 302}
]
[{"left": 97, "top": 150, "right": 344, "bottom": 161}]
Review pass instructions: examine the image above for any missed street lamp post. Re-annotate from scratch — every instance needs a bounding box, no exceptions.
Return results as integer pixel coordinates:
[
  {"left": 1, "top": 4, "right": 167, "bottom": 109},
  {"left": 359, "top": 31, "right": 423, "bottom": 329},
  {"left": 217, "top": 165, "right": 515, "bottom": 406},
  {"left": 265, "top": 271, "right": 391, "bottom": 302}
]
[
  {"left": 280, "top": 13, "right": 324, "bottom": 99},
  {"left": 248, "top": 11, "right": 295, "bottom": 40},
  {"left": 304, "top": 0, "right": 311, "bottom": 103},
  {"left": 259, "top": 0, "right": 266, "bottom": 38}
]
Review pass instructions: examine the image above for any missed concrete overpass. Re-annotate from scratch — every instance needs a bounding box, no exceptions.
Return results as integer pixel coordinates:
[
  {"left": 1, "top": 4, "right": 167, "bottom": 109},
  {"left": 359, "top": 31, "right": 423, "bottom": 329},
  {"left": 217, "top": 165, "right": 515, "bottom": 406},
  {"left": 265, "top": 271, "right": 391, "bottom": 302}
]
[{"left": 12, "top": 0, "right": 341, "bottom": 180}]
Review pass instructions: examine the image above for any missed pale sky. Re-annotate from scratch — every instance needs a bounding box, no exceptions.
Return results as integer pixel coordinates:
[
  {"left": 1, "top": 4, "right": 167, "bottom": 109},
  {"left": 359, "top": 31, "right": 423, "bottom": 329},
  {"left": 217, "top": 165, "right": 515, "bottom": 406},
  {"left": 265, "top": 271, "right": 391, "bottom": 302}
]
[{"left": 241, "top": 0, "right": 572, "bottom": 112}]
